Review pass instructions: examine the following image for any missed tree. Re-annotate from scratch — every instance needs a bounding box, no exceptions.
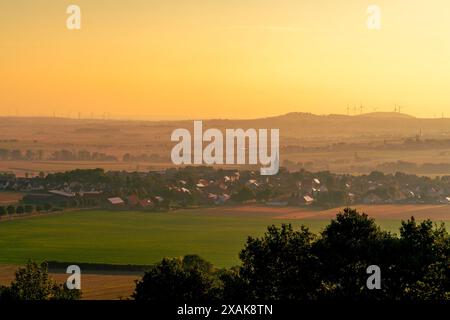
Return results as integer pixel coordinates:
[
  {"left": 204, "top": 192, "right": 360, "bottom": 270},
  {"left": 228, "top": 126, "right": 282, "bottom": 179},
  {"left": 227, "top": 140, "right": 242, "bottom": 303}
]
[
  {"left": 315, "top": 190, "right": 347, "bottom": 208},
  {"left": 232, "top": 186, "right": 254, "bottom": 203},
  {"left": 24, "top": 205, "right": 33, "bottom": 214},
  {"left": 313, "top": 208, "right": 393, "bottom": 299},
  {"left": 43, "top": 203, "right": 52, "bottom": 211},
  {"left": 395, "top": 218, "right": 450, "bottom": 300},
  {"left": 133, "top": 255, "right": 220, "bottom": 301},
  {"left": 0, "top": 206, "right": 6, "bottom": 216},
  {"left": 15, "top": 205, "right": 24, "bottom": 214},
  {"left": 217, "top": 267, "right": 249, "bottom": 300},
  {"left": 0, "top": 261, "right": 81, "bottom": 301},
  {"left": 6, "top": 205, "right": 15, "bottom": 215},
  {"left": 238, "top": 224, "right": 321, "bottom": 300}
]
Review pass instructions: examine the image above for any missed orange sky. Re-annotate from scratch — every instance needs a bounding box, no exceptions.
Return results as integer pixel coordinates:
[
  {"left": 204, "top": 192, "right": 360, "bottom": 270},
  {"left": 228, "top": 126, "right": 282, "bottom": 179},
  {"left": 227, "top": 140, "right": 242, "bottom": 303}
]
[{"left": 1, "top": 0, "right": 450, "bottom": 120}]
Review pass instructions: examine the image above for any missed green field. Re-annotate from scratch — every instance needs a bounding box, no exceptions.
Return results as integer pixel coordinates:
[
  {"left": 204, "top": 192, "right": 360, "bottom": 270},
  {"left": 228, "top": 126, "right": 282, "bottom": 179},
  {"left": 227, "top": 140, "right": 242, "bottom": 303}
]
[{"left": 0, "top": 208, "right": 440, "bottom": 267}]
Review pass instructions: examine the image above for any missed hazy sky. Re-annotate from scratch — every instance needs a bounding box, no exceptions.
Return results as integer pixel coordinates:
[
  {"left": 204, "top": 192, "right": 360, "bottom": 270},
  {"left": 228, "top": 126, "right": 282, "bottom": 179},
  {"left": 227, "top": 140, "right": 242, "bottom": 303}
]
[{"left": 1, "top": 0, "right": 450, "bottom": 119}]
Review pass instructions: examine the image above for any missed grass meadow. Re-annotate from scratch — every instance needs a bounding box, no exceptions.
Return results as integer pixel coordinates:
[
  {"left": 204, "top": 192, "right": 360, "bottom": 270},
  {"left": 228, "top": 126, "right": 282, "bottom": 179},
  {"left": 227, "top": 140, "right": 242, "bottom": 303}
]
[{"left": 1, "top": 206, "right": 448, "bottom": 268}]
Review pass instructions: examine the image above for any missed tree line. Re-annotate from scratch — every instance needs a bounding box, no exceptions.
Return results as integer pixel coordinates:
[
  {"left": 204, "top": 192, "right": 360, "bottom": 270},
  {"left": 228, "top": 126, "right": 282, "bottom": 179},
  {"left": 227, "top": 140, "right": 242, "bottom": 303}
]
[
  {"left": 0, "top": 148, "right": 171, "bottom": 162},
  {"left": 0, "top": 204, "right": 55, "bottom": 218}
]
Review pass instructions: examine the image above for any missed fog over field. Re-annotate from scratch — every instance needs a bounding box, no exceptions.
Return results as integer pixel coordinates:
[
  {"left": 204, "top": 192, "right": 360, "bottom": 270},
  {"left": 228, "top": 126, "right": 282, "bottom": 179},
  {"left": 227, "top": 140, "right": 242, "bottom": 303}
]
[{"left": 2, "top": 112, "right": 450, "bottom": 176}]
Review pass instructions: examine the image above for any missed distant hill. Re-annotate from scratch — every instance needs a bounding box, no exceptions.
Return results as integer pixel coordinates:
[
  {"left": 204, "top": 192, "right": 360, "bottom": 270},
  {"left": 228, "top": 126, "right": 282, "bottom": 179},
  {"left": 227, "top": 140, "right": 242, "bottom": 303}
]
[
  {"left": 202, "top": 112, "right": 450, "bottom": 139},
  {"left": 355, "top": 112, "right": 415, "bottom": 119},
  {"left": 0, "top": 112, "right": 449, "bottom": 145}
]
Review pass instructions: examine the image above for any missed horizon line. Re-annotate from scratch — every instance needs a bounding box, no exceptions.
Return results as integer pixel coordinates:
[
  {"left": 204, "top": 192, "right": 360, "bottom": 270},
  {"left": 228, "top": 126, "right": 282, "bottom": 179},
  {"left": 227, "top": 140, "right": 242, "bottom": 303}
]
[{"left": 0, "top": 110, "right": 445, "bottom": 122}]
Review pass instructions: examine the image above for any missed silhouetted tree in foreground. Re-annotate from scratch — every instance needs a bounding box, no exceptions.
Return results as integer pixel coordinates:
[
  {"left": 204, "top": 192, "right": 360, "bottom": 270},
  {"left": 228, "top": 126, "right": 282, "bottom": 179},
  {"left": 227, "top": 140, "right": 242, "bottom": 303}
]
[
  {"left": 133, "top": 208, "right": 450, "bottom": 301},
  {"left": 0, "top": 261, "right": 81, "bottom": 301},
  {"left": 133, "top": 255, "right": 221, "bottom": 301}
]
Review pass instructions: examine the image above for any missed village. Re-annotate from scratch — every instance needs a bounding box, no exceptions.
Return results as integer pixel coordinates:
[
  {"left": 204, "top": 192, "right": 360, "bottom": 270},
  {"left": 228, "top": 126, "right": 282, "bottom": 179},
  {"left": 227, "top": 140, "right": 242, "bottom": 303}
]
[{"left": 1, "top": 167, "right": 450, "bottom": 215}]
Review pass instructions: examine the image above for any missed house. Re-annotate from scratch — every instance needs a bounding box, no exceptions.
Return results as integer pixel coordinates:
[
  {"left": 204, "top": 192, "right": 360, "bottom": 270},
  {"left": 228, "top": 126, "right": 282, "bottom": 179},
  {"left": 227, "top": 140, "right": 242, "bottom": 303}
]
[
  {"left": 48, "top": 190, "right": 76, "bottom": 198},
  {"left": 127, "top": 194, "right": 139, "bottom": 207},
  {"left": 80, "top": 191, "right": 103, "bottom": 198},
  {"left": 215, "top": 194, "right": 230, "bottom": 205},
  {"left": 246, "top": 179, "right": 260, "bottom": 190},
  {"left": 180, "top": 187, "right": 191, "bottom": 194},
  {"left": 0, "top": 180, "right": 10, "bottom": 190},
  {"left": 363, "top": 193, "right": 383, "bottom": 204},
  {"left": 107, "top": 197, "right": 125, "bottom": 207},
  {"left": 208, "top": 193, "right": 218, "bottom": 201},
  {"left": 312, "top": 187, "right": 319, "bottom": 196},
  {"left": 404, "top": 190, "right": 416, "bottom": 198},
  {"left": 23, "top": 193, "right": 54, "bottom": 205},
  {"left": 426, "top": 187, "right": 443, "bottom": 199},
  {"left": 347, "top": 193, "right": 356, "bottom": 204},
  {"left": 23, "top": 190, "right": 76, "bottom": 205},
  {"left": 197, "top": 179, "right": 209, "bottom": 188},
  {"left": 300, "top": 179, "right": 313, "bottom": 193},
  {"left": 218, "top": 183, "right": 228, "bottom": 191},
  {"left": 300, "top": 195, "right": 314, "bottom": 206},
  {"left": 139, "top": 198, "right": 154, "bottom": 209},
  {"left": 267, "top": 198, "right": 289, "bottom": 206}
]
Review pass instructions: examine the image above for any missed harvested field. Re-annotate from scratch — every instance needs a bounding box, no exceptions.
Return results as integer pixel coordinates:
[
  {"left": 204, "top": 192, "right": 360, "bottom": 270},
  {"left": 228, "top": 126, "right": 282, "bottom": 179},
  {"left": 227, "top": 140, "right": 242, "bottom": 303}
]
[
  {"left": 0, "top": 265, "right": 138, "bottom": 300},
  {"left": 0, "top": 192, "right": 24, "bottom": 205},
  {"left": 272, "top": 204, "right": 450, "bottom": 220},
  {"left": 214, "top": 204, "right": 450, "bottom": 221}
]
